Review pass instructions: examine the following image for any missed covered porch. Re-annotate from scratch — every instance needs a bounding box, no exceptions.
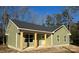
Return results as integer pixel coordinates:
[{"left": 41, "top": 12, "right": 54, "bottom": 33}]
[{"left": 19, "top": 30, "right": 51, "bottom": 50}]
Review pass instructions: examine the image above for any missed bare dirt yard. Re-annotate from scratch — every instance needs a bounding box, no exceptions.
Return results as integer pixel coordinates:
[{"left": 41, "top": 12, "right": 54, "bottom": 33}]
[{"left": 0, "top": 45, "right": 79, "bottom": 53}]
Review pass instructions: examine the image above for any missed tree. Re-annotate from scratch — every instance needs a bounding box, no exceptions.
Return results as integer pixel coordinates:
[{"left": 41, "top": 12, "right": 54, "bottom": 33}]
[
  {"left": 0, "top": 7, "right": 9, "bottom": 27},
  {"left": 76, "top": 21, "right": 79, "bottom": 30},
  {"left": 30, "top": 12, "right": 38, "bottom": 24},
  {"left": 45, "top": 14, "right": 58, "bottom": 30},
  {"left": 12, "top": 7, "right": 38, "bottom": 24},
  {"left": 70, "top": 22, "right": 79, "bottom": 45},
  {"left": 2, "top": 10, "right": 9, "bottom": 28},
  {"left": 45, "top": 15, "right": 54, "bottom": 28},
  {"left": 70, "top": 20, "right": 79, "bottom": 45},
  {"left": 0, "top": 6, "right": 10, "bottom": 45},
  {"left": 62, "top": 7, "right": 79, "bottom": 45},
  {"left": 45, "top": 14, "right": 63, "bottom": 29},
  {"left": 55, "top": 14, "right": 62, "bottom": 27},
  {"left": 62, "top": 9, "right": 73, "bottom": 31},
  {"left": 12, "top": 7, "right": 30, "bottom": 20},
  {"left": 62, "top": 6, "right": 79, "bottom": 31}
]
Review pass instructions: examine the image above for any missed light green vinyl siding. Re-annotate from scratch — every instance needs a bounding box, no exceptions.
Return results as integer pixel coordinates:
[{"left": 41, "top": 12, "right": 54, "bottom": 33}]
[
  {"left": 52, "top": 26, "right": 70, "bottom": 45},
  {"left": 46, "top": 35, "right": 51, "bottom": 47},
  {"left": 6, "top": 20, "right": 20, "bottom": 48}
]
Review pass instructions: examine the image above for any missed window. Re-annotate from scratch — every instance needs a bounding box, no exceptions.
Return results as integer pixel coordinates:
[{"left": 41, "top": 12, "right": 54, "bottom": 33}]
[
  {"left": 24, "top": 34, "right": 34, "bottom": 42},
  {"left": 64, "top": 36, "right": 66, "bottom": 42},
  {"left": 57, "top": 35, "right": 59, "bottom": 41},
  {"left": 30, "top": 35, "right": 33, "bottom": 42},
  {"left": 25, "top": 34, "right": 29, "bottom": 42}
]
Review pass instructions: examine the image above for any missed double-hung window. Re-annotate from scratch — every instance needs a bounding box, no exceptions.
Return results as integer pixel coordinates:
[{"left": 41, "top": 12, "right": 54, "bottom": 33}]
[
  {"left": 25, "top": 34, "right": 34, "bottom": 42},
  {"left": 57, "top": 35, "right": 59, "bottom": 42},
  {"left": 64, "top": 36, "right": 66, "bottom": 42}
]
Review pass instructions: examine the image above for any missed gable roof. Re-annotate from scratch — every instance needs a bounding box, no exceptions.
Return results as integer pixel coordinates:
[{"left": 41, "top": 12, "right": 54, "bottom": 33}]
[
  {"left": 12, "top": 20, "right": 52, "bottom": 33},
  {"left": 9, "top": 19, "right": 71, "bottom": 34}
]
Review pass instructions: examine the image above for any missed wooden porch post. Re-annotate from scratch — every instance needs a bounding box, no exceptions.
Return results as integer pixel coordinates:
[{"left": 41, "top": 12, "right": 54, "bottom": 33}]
[
  {"left": 34, "top": 32, "right": 38, "bottom": 48},
  {"left": 20, "top": 32, "right": 24, "bottom": 50},
  {"left": 44, "top": 33, "right": 47, "bottom": 48}
]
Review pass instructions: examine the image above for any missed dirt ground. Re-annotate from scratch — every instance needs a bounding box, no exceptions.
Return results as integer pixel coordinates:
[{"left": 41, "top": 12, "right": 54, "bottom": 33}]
[
  {"left": 0, "top": 45, "right": 19, "bottom": 53},
  {"left": 0, "top": 45, "right": 79, "bottom": 53}
]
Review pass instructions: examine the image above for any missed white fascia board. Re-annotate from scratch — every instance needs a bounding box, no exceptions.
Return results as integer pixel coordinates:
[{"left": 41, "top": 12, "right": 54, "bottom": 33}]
[
  {"left": 52, "top": 25, "right": 71, "bottom": 35},
  {"left": 18, "top": 28, "right": 52, "bottom": 33},
  {"left": 6, "top": 19, "right": 10, "bottom": 33},
  {"left": 51, "top": 25, "right": 64, "bottom": 33}
]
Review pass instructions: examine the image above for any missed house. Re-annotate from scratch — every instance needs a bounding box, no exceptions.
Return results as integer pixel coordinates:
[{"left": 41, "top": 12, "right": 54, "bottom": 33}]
[{"left": 5, "top": 19, "right": 71, "bottom": 51}]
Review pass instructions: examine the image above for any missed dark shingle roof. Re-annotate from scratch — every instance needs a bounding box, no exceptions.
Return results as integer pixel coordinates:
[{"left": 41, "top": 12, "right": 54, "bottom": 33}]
[{"left": 12, "top": 20, "right": 51, "bottom": 32}]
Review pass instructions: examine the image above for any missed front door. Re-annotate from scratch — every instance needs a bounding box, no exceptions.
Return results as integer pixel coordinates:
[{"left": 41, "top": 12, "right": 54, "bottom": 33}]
[{"left": 24, "top": 34, "right": 34, "bottom": 47}]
